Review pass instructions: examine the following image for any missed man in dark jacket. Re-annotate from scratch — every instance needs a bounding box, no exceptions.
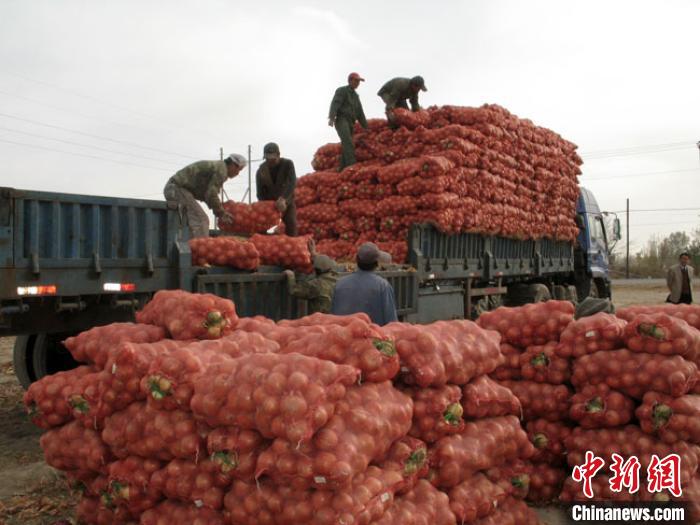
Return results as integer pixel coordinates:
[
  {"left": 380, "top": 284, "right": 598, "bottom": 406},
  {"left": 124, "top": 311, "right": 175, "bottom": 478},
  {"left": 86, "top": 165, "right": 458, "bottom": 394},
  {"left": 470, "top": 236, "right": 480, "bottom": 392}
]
[
  {"left": 256, "top": 142, "right": 297, "bottom": 236},
  {"left": 377, "top": 75, "right": 428, "bottom": 125},
  {"left": 328, "top": 72, "right": 368, "bottom": 170}
]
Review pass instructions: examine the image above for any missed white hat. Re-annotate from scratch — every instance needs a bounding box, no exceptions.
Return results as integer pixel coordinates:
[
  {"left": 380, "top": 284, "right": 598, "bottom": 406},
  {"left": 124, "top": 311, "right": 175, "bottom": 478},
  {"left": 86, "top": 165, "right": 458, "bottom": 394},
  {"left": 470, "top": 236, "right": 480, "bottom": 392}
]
[{"left": 227, "top": 153, "right": 247, "bottom": 167}]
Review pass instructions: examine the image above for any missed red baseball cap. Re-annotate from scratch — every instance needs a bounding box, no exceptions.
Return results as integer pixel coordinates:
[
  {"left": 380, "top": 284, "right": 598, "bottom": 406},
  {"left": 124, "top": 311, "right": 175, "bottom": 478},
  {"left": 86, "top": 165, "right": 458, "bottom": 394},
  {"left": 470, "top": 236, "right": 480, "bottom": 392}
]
[{"left": 348, "top": 72, "right": 365, "bottom": 82}]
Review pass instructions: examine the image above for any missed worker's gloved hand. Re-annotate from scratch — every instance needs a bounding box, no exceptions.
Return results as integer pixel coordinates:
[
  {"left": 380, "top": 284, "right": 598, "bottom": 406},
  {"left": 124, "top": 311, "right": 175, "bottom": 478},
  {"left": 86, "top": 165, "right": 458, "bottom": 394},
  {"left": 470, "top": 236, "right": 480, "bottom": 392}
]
[
  {"left": 307, "top": 238, "right": 316, "bottom": 256},
  {"left": 275, "top": 197, "right": 287, "bottom": 213},
  {"left": 218, "top": 210, "right": 234, "bottom": 225}
]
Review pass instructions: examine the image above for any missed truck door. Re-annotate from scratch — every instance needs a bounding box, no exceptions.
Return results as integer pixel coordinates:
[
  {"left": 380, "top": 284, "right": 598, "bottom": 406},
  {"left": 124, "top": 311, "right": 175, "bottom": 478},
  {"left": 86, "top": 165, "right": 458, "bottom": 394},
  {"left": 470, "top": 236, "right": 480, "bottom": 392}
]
[{"left": 588, "top": 215, "right": 609, "bottom": 279}]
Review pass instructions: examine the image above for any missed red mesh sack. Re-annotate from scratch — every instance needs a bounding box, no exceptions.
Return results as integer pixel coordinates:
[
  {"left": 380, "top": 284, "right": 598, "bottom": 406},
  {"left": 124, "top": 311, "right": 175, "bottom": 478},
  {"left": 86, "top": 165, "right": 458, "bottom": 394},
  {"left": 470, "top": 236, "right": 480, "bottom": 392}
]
[
  {"left": 189, "top": 237, "right": 260, "bottom": 270},
  {"left": 297, "top": 203, "right": 338, "bottom": 223},
  {"left": 67, "top": 369, "right": 115, "bottom": 430},
  {"left": 384, "top": 320, "right": 503, "bottom": 387},
  {"left": 461, "top": 374, "right": 521, "bottom": 419},
  {"left": 255, "top": 381, "right": 413, "bottom": 490},
  {"left": 374, "top": 479, "right": 457, "bottom": 525},
  {"left": 484, "top": 459, "right": 533, "bottom": 500},
  {"left": 277, "top": 311, "right": 372, "bottom": 328},
  {"left": 136, "top": 290, "right": 238, "bottom": 340},
  {"left": 526, "top": 419, "right": 573, "bottom": 465},
  {"left": 150, "top": 457, "right": 232, "bottom": 510},
  {"left": 527, "top": 464, "right": 567, "bottom": 504},
  {"left": 64, "top": 322, "right": 166, "bottom": 368},
  {"left": 141, "top": 332, "right": 278, "bottom": 411},
  {"left": 224, "top": 466, "right": 403, "bottom": 525},
  {"left": 75, "top": 496, "right": 138, "bottom": 525},
  {"left": 40, "top": 420, "right": 111, "bottom": 473},
  {"left": 556, "top": 312, "right": 627, "bottom": 358},
  {"left": 295, "top": 186, "right": 316, "bottom": 207},
  {"left": 404, "top": 384, "right": 464, "bottom": 443},
  {"left": 281, "top": 317, "right": 398, "bottom": 382},
  {"left": 623, "top": 312, "right": 700, "bottom": 364},
  {"left": 206, "top": 426, "right": 266, "bottom": 482},
  {"left": 102, "top": 402, "right": 206, "bottom": 461},
  {"left": 448, "top": 473, "right": 506, "bottom": 523},
  {"left": 490, "top": 343, "right": 522, "bottom": 381},
  {"left": 429, "top": 416, "right": 535, "bottom": 488},
  {"left": 376, "top": 240, "right": 408, "bottom": 264},
  {"left": 571, "top": 349, "right": 698, "bottom": 399},
  {"left": 469, "top": 496, "right": 542, "bottom": 525},
  {"left": 190, "top": 353, "right": 359, "bottom": 443},
  {"left": 520, "top": 341, "right": 571, "bottom": 384},
  {"left": 392, "top": 108, "right": 432, "bottom": 129},
  {"left": 376, "top": 436, "right": 429, "bottom": 495},
  {"left": 140, "top": 501, "right": 225, "bottom": 525},
  {"left": 216, "top": 200, "right": 281, "bottom": 234},
  {"left": 496, "top": 380, "right": 571, "bottom": 422},
  {"left": 476, "top": 301, "right": 575, "bottom": 347},
  {"left": 636, "top": 392, "right": 700, "bottom": 445},
  {"left": 569, "top": 383, "right": 635, "bottom": 428},
  {"left": 617, "top": 304, "right": 700, "bottom": 331},
  {"left": 316, "top": 239, "right": 355, "bottom": 260},
  {"left": 560, "top": 474, "right": 636, "bottom": 502},
  {"left": 250, "top": 234, "right": 314, "bottom": 273},
  {"left": 566, "top": 425, "right": 700, "bottom": 486},
  {"left": 24, "top": 365, "right": 94, "bottom": 429},
  {"left": 106, "top": 456, "right": 162, "bottom": 514}
]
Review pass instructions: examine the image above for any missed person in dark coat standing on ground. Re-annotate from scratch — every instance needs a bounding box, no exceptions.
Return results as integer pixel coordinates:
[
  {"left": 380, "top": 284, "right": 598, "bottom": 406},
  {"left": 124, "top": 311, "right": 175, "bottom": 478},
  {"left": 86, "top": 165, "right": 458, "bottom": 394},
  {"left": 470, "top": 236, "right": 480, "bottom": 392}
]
[
  {"left": 377, "top": 75, "right": 427, "bottom": 126},
  {"left": 328, "top": 72, "right": 368, "bottom": 170},
  {"left": 256, "top": 142, "right": 297, "bottom": 236}
]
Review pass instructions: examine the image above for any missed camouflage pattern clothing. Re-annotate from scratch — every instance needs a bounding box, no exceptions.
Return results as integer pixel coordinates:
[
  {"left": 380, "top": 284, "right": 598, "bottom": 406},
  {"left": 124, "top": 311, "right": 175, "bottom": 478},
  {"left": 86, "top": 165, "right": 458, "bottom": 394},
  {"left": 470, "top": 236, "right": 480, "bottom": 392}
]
[
  {"left": 256, "top": 158, "right": 297, "bottom": 236},
  {"left": 377, "top": 77, "right": 421, "bottom": 112},
  {"left": 287, "top": 271, "right": 339, "bottom": 314},
  {"left": 329, "top": 85, "right": 368, "bottom": 169}
]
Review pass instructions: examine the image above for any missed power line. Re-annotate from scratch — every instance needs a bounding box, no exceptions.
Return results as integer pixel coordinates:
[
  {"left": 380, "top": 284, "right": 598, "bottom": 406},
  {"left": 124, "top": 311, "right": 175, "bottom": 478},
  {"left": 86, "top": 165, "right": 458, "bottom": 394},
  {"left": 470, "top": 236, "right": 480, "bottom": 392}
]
[
  {"left": 580, "top": 141, "right": 697, "bottom": 160},
  {"left": 611, "top": 207, "right": 700, "bottom": 213},
  {"left": 0, "top": 125, "right": 181, "bottom": 167},
  {"left": 0, "top": 137, "right": 172, "bottom": 171},
  {"left": 581, "top": 167, "right": 699, "bottom": 181},
  {"left": 0, "top": 111, "right": 197, "bottom": 160}
]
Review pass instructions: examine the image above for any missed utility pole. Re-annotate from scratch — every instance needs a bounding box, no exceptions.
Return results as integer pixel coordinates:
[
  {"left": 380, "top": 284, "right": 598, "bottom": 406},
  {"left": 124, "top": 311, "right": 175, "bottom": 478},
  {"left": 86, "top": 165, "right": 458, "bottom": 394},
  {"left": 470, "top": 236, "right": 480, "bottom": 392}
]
[
  {"left": 626, "top": 198, "right": 630, "bottom": 279},
  {"left": 218, "top": 147, "right": 224, "bottom": 232},
  {"left": 247, "top": 145, "right": 252, "bottom": 204}
]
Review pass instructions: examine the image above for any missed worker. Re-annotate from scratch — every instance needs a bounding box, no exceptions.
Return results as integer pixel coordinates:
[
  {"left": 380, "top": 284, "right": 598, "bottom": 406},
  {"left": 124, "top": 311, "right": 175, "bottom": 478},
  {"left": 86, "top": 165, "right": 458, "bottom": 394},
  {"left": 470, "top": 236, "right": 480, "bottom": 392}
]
[
  {"left": 283, "top": 241, "right": 339, "bottom": 314},
  {"left": 331, "top": 242, "right": 398, "bottom": 326},
  {"left": 377, "top": 75, "right": 428, "bottom": 126},
  {"left": 164, "top": 153, "right": 247, "bottom": 238},
  {"left": 256, "top": 142, "right": 297, "bottom": 236},
  {"left": 328, "top": 72, "right": 368, "bottom": 170},
  {"left": 574, "top": 297, "right": 615, "bottom": 320}
]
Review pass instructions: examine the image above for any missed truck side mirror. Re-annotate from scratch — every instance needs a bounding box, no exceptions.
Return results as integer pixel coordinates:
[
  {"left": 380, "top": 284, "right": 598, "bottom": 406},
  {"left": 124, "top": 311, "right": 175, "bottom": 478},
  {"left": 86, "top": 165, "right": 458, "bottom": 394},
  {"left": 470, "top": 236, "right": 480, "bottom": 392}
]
[
  {"left": 575, "top": 214, "right": 585, "bottom": 229},
  {"left": 612, "top": 218, "right": 622, "bottom": 241}
]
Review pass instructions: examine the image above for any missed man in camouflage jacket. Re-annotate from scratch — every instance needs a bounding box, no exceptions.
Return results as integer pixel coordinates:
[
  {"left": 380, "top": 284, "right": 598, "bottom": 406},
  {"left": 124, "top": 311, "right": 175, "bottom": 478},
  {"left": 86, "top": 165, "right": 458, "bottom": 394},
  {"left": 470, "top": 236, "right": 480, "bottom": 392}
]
[
  {"left": 377, "top": 75, "right": 427, "bottom": 125},
  {"left": 328, "top": 72, "right": 368, "bottom": 169}
]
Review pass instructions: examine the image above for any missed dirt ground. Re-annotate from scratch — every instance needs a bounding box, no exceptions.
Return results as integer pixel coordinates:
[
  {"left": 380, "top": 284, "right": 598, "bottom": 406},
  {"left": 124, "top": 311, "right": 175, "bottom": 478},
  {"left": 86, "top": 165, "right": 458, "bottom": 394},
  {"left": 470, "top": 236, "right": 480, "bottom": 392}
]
[{"left": 0, "top": 280, "right": 676, "bottom": 524}]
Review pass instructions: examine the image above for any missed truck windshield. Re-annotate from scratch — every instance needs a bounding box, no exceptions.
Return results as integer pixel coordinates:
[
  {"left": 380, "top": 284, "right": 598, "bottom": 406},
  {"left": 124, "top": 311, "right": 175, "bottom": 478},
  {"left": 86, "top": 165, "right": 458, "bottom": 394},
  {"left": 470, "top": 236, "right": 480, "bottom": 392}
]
[{"left": 592, "top": 217, "right": 607, "bottom": 247}]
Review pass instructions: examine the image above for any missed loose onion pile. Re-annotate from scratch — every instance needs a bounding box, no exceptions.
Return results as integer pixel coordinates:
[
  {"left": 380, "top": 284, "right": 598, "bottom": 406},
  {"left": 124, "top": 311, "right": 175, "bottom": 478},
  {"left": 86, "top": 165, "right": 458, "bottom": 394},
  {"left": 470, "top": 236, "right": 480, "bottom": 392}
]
[
  {"left": 25, "top": 293, "right": 700, "bottom": 524},
  {"left": 298, "top": 104, "right": 582, "bottom": 263}
]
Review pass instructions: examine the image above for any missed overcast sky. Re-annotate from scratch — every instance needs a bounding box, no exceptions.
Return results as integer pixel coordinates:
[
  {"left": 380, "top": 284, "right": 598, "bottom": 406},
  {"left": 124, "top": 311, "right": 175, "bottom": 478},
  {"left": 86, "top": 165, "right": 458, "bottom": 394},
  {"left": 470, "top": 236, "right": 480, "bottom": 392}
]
[{"left": 1, "top": 0, "right": 699, "bottom": 251}]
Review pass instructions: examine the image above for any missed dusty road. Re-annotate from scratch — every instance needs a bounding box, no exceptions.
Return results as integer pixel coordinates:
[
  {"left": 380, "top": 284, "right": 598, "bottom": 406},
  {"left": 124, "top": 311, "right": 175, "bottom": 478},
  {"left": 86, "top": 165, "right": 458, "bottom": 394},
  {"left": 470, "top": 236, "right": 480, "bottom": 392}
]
[{"left": 0, "top": 280, "right": 677, "bottom": 524}]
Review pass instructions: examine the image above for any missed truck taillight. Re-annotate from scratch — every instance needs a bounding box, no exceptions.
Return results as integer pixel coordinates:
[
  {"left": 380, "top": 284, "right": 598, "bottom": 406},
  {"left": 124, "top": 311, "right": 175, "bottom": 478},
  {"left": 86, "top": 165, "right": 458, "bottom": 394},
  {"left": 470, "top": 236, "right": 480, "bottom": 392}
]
[
  {"left": 103, "top": 282, "right": 136, "bottom": 292},
  {"left": 17, "top": 285, "right": 57, "bottom": 296}
]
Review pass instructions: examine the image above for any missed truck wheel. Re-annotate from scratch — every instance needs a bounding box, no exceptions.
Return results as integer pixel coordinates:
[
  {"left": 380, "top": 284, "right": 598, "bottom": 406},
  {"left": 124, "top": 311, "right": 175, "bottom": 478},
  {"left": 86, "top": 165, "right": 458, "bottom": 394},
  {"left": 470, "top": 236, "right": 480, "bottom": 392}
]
[
  {"left": 506, "top": 283, "right": 551, "bottom": 306},
  {"left": 31, "top": 333, "right": 79, "bottom": 382},
  {"left": 577, "top": 278, "right": 609, "bottom": 300},
  {"left": 13, "top": 335, "right": 37, "bottom": 390}
]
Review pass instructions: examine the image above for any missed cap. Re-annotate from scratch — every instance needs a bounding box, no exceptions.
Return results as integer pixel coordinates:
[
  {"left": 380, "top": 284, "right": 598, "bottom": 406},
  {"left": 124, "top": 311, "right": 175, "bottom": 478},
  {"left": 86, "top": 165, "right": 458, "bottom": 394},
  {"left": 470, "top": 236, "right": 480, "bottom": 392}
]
[
  {"left": 312, "top": 254, "right": 336, "bottom": 272},
  {"left": 410, "top": 75, "right": 427, "bottom": 92},
  {"left": 348, "top": 72, "right": 365, "bottom": 82},
  {"left": 263, "top": 142, "right": 280, "bottom": 159},
  {"left": 356, "top": 242, "right": 392, "bottom": 266},
  {"left": 226, "top": 153, "right": 247, "bottom": 167}
]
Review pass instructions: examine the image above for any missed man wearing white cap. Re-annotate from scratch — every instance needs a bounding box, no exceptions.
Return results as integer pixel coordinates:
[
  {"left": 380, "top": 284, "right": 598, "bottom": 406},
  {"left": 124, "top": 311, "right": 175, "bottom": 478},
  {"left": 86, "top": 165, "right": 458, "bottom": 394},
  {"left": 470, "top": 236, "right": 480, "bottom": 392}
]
[
  {"left": 164, "top": 153, "right": 247, "bottom": 238},
  {"left": 331, "top": 242, "right": 398, "bottom": 326}
]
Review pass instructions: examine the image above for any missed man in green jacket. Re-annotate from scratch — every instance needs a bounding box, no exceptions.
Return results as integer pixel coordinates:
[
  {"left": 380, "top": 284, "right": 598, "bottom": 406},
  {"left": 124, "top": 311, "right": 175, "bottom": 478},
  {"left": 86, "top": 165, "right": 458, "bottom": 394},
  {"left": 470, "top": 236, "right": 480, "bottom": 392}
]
[
  {"left": 164, "top": 153, "right": 247, "bottom": 238},
  {"left": 328, "top": 72, "right": 368, "bottom": 170},
  {"left": 377, "top": 75, "right": 428, "bottom": 125},
  {"left": 256, "top": 142, "right": 297, "bottom": 236},
  {"left": 283, "top": 241, "right": 339, "bottom": 314}
]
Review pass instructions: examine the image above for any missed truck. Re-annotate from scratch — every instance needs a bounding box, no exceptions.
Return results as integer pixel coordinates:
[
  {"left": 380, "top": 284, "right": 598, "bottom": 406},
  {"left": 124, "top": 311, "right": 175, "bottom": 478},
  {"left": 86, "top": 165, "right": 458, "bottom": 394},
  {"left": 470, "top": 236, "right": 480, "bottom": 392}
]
[{"left": 0, "top": 184, "right": 619, "bottom": 387}]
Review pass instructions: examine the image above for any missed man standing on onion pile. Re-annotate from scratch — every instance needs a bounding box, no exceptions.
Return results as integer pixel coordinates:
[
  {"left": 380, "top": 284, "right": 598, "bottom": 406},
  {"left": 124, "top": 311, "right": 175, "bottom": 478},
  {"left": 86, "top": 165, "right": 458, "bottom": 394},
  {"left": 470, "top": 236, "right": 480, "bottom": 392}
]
[
  {"left": 164, "top": 153, "right": 247, "bottom": 238},
  {"left": 331, "top": 242, "right": 398, "bottom": 326},
  {"left": 377, "top": 75, "right": 428, "bottom": 126},
  {"left": 283, "top": 241, "right": 339, "bottom": 314},
  {"left": 328, "top": 72, "right": 368, "bottom": 170},
  {"left": 256, "top": 142, "right": 297, "bottom": 236}
]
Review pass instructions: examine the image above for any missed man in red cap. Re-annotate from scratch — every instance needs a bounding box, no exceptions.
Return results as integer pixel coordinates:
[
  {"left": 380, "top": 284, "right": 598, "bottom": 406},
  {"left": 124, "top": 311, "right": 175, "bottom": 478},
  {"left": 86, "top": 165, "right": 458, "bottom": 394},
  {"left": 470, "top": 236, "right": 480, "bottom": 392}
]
[{"left": 328, "top": 72, "right": 368, "bottom": 170}]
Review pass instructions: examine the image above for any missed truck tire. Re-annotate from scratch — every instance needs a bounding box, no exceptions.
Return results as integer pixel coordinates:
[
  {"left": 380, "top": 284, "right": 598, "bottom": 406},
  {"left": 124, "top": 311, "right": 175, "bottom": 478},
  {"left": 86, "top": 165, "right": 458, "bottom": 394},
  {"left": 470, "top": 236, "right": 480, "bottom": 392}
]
[
  {"left": 577, "top": 278, "right": 610, "bottom": 301},
  {"left": 31, "top": 333, "right": 79, "bottom": 383},
  {"left": 13, "top": 335, "right": 37, "bottom": 390},
  {"left": 506, "top": 283, "right": 551, "bottom": 306}
]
